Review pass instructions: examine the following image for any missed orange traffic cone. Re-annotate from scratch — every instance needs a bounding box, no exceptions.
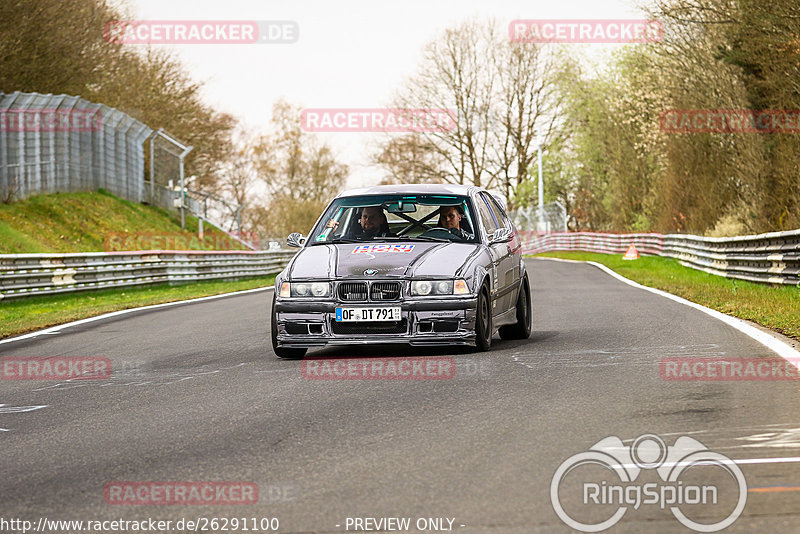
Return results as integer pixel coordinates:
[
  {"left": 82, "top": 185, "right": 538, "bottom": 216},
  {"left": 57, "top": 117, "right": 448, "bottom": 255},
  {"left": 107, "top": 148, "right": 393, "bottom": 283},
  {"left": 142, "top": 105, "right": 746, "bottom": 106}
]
[{"left": 622, "top": 243, "right": 639, "bottom": 260}]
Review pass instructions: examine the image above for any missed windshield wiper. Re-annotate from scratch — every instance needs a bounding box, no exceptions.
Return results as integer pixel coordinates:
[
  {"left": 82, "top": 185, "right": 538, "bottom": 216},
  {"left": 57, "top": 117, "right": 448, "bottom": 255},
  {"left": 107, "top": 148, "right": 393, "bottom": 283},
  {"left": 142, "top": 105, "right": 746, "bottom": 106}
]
[
  {"left": 401, "top": 235, "right": 451, "bottom": 242},
  {"left": 309, "top": 237, "right": 363, "bottom": 245}
]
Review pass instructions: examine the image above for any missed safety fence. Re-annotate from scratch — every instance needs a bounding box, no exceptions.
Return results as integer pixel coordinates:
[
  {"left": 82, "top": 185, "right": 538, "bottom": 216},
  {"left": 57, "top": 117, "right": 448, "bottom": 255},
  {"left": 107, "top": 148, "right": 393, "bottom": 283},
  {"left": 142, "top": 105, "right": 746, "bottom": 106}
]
[
  {"left": 521, "top": 230, "right": 800, "bottom": 286},
  {"left": 0, "top": 91, "right": 151, "bottom": 202},
  {"left": 0, "top": 250, "right": 295, "bottom": 300},
  {"left": 0, "top": 92, "right": 251, "bottom": 248}
]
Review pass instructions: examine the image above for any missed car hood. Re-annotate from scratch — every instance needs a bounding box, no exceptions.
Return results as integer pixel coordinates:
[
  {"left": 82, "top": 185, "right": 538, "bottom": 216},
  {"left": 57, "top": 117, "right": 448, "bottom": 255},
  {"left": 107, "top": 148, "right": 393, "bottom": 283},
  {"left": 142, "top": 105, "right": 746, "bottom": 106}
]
[{"left": 287, "top": 242, "right": 479, "bottom": 280}]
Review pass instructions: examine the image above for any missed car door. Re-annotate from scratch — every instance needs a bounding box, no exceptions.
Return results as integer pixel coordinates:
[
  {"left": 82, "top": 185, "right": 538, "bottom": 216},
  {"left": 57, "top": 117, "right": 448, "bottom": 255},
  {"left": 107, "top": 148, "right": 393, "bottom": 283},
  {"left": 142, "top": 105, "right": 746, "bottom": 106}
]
[
  {"left": 475, "top": 192, "right": 514, "bottom": 316},
  {"left": 484, "top": 194, "right": 520, "bottom": 314},
  {"left": 483, "top": 193, "right": 519, "bottom": 314}
]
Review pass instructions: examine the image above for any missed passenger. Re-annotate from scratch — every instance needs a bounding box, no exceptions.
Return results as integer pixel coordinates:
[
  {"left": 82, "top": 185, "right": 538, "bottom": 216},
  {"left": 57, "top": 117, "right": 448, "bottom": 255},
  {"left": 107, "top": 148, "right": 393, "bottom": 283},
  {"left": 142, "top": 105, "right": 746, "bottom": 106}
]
[
  {"left": 358, "top": 206, "right": 394, "bottom": 237},
  {"left": 326, "top": 206, "right": 395, "bottom": 238}
]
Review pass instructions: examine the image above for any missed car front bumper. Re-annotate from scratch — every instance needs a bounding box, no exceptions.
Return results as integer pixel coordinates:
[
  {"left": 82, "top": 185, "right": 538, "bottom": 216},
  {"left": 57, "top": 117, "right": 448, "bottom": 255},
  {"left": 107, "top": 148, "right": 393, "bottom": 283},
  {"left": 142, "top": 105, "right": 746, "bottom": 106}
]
[{"left": 273, "top": 297, "right": 478, "bottom": 348}]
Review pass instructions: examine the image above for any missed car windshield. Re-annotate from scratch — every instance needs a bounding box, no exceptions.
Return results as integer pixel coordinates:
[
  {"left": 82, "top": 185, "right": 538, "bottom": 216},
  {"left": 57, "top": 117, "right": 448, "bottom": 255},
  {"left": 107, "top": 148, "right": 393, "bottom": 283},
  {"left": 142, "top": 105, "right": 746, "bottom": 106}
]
[{"left": 308, "top": 194, "right": 479, "bottom": 244}]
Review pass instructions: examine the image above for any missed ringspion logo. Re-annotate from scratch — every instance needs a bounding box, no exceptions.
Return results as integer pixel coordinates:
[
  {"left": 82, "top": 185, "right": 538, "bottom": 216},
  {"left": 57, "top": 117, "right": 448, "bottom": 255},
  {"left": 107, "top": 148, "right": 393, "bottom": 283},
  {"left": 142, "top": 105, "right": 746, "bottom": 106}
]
[
  {"left": 1, "top": 357, "right": 111, "bottom": 380},
  {"left": 509, "top": 19, "right": 663, "bottom": 43},
  {"left": 300, "top": 108, "right": 456, "bottom": 133},
  {"left": 104, "top": 20, "right": 298, "bottom": 44},
  {"left": 551, "top": 434, "right": 746, "bottom": 532}
]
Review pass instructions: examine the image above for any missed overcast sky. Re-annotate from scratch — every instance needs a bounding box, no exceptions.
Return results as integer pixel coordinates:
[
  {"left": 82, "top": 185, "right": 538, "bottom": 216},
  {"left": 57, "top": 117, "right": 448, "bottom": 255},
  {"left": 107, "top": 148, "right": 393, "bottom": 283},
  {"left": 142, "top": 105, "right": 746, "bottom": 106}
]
[{"left": 126, "top": 0, "right": 649, "bottom": 188}]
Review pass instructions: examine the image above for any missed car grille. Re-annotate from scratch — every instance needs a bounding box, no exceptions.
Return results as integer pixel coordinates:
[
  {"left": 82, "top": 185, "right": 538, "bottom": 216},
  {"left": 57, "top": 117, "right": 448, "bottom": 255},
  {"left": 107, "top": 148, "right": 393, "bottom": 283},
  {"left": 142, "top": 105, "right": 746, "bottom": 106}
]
[
  {"left": 338, "top": 282, "right": 368, "bottom": 301},
  {"left": 370, "top": 282, "right": 401, "bottom": 301},
  {"left": 338, "top": 281, "right": 401, "bottom": 301},
  {"left": 331, "top": 319, "right": 408, "bottom": 335}
]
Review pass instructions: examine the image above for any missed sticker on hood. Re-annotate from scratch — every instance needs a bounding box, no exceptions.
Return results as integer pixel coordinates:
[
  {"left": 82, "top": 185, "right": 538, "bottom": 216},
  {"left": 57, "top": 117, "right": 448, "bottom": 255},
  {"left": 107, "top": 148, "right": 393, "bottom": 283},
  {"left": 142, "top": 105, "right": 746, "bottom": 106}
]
[{"left": 352, "top": 244, "right": 415, "bottom": 254}]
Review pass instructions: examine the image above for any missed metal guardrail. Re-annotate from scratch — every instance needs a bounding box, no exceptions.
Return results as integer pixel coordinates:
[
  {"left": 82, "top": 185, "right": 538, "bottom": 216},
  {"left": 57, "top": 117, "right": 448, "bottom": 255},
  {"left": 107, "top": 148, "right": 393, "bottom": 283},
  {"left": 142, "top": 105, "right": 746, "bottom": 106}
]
[
  {"left": 3, "top": 228, "right": 797, "bottom": 300},
  {"left": 521, "top": 230, "right": 800, "bottom": 286},
  {"left": 661, "top": 231, "right": 800, "bottom": 286},
  {"left": 0, "top": 250, "right": 296, "bottom": 300}
]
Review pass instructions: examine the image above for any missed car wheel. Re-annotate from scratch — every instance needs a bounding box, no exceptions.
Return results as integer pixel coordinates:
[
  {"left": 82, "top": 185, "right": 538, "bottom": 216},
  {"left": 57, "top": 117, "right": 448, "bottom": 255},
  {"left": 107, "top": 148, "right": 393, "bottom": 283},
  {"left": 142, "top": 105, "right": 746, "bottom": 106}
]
[
  {"left": 474, "top": 284, "right": 492, "bottom": 351},
  {"left": 499, "top": 275, "right": 531, "bottom": 340},
  {"left": 270, "top": 294, "right": 307, "bottom": 360}
]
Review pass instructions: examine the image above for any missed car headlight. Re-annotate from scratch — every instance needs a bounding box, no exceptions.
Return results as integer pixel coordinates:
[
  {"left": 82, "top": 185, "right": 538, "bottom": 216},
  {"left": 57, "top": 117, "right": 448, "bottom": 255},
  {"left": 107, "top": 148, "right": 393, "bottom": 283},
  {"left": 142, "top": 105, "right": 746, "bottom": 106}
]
[
  {"left": 411, "top": 279, "right": 469, "bottom": 296},
  {"left": 280, "top": 282, "right": 330, "bottom": 297}
]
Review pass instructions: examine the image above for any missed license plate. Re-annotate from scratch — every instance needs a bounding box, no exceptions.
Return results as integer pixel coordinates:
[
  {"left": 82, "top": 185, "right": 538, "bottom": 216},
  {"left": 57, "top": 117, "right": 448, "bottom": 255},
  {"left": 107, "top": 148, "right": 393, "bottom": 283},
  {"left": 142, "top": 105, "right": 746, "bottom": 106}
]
[{"left": 335, "top": 307, "right": 401, "bottom": 322}]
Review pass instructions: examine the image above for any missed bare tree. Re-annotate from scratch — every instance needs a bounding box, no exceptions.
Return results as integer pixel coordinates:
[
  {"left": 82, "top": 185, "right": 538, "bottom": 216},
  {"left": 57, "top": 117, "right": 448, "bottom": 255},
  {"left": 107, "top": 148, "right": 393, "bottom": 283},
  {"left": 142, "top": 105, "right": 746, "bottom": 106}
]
[
  {"left": 493, "top": 40, "right": 569, "bottom": 205},
  {"left": 377, "top": 19, "right": 566, "bottom": 206},
  {"left": 389, "top": 20, "right": 500, "bottom": 188}
]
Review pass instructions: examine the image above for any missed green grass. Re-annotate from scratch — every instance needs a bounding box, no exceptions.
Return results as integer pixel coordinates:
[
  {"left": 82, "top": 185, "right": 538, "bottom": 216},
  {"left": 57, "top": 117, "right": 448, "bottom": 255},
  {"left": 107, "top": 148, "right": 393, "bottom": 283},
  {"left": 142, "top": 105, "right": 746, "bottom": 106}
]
[
  {"left": 0, "top": 276, "right": 276, "bottom": 339},
  {"left": 535, "top": 251, "right": 800, "bottom": 341},
  {"left": 0, "top": 190, "right": 244, "bottom": 253}
]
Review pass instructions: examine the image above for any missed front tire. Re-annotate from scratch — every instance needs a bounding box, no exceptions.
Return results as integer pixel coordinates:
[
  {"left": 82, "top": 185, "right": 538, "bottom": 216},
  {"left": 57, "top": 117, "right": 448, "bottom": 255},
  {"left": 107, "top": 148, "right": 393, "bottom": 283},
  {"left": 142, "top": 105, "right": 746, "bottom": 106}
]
[
  {"left": 499, "top": 275, "right": 531, "bottom": 340},
  {"left": 271, "top": 294, "right": 307, "bottom": 360},
  {"left": 474, "top": 284, "right": 492, "bottom": 351}
]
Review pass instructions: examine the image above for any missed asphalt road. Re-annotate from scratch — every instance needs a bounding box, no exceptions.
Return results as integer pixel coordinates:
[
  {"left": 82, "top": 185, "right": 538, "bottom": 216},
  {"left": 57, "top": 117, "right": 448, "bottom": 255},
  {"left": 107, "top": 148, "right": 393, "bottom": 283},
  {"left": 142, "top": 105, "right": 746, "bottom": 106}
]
[{"left": 2, "top": 258, "right": 800, "bottom": 533}]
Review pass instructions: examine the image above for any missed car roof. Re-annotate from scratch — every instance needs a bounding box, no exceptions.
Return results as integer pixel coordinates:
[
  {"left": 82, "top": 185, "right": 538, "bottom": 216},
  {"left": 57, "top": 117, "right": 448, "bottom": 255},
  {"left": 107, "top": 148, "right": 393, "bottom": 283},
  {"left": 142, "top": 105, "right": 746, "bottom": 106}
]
[{"left": 335, "top": 183, "right": 484, "bottom": 198}]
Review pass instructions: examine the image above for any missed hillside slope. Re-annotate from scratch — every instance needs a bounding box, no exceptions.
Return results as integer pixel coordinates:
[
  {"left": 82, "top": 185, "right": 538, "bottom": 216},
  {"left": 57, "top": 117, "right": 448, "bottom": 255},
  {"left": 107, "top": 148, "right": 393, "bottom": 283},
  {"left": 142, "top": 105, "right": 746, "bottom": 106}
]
[{"left": 0, "top": 190, "right": 245, "bottom": 253}]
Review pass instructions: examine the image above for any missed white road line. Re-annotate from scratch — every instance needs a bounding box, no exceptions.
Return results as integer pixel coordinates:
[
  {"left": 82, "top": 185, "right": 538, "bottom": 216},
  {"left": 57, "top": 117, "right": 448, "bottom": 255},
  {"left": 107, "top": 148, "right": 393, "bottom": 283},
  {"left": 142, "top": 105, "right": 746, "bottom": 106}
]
[
  {"left": 0, "top": 286, "right": 274, "bottom": 346},
  {"left": 535, "top": 257, "right": 800, "bottom": 367},
  {"left": 613, "top": 456, "right": 800, "bottom": 469},
  {"left": 0, "top": 404, "right": 47, "bottom": 413}
]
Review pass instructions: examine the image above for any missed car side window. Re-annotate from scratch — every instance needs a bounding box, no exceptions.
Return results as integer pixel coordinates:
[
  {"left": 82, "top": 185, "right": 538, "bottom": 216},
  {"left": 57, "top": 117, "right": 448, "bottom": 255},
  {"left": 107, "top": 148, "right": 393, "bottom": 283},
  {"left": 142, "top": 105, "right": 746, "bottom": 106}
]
[
  {"left": 476, "top": 194, "right": 499, "bottom": 236},
  {"left": 486, "top": 195, "right": 511, "bottom": 231}
]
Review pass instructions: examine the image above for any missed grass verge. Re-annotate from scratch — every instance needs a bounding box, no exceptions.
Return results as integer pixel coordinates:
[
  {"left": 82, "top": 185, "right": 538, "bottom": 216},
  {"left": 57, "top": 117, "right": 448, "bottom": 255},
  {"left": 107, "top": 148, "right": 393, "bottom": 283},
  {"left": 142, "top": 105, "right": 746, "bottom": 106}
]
[
  {"left": 0, "top": 190, "right": 244, "bottom": 253},
  {"left": 534, "top": 251, "right": 800, "bottom": 341},
  {"left": 1, "top": 276, "right": 275, "bottom": 340}
]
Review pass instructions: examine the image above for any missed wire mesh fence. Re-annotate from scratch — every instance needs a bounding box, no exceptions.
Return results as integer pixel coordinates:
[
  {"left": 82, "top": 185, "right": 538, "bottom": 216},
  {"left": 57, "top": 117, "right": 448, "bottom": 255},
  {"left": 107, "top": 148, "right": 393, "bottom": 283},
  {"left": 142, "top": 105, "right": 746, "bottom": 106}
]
[
  {"left": 508, "top": 201, "right": 568, "bottom": 234},
  {"left": 0, "top": 91, "right": 152, "bottom": 203}
]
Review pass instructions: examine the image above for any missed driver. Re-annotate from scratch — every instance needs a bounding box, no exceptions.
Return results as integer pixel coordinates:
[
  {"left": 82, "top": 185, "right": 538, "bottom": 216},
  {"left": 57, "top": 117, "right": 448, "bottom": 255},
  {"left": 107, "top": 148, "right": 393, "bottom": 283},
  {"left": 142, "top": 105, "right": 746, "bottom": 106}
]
[{"left": 437, "top": 205, "right": 471, "bottom": 239}]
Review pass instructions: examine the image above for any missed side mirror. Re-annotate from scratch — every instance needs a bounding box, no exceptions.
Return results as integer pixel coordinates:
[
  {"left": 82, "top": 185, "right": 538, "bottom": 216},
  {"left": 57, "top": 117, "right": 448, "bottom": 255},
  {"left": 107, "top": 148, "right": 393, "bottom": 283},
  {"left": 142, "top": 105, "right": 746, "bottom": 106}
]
[
  {"left": 489, "top": 227, "right": 512, "bottom": 244},
  {"left": 286, "top": 232, "right": 306, "bottom": 248}
]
